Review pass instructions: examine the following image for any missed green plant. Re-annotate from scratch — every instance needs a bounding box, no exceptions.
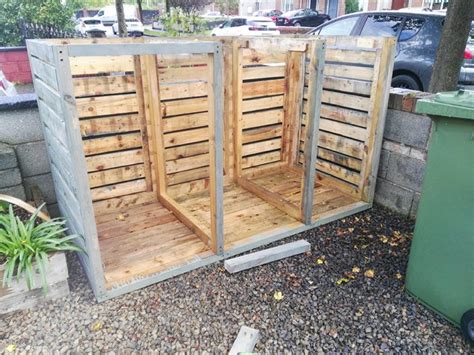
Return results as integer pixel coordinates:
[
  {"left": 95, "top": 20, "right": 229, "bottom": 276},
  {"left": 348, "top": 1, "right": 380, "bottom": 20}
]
[
  {"left": 160, "top": 7, "right": 207, "bottom": 36},
  {"left": 0, "top": 204, "right": 83, "bottom": 292},
  {"left": 345, "top": 0, "right": 359, "bottom": 14}
]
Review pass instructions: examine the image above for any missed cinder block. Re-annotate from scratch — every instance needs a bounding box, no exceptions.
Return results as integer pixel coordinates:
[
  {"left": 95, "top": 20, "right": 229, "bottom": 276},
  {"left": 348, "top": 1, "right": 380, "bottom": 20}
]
[
  {"left": 374, "top": 179, "right": 414, "bottom": 216},
  {"left": 386, "top": 152, "right": 426, "bottom": 192},
  {"left": 0, "top": 108, "right": 44, "bottom": 145},
  {"left": 0, "top": 184, "right": 26, "bottom": 201},
  {"left": 0, "top": 143, "right": 17, "bottom": 170},
  {"left": 384, "top": 109, "right": 432, "bottom": 149},
  {"left": 23, "top": 173, "right": 57, "bottom": 204},
  {"left": 16, "top": 141, "right": 50, "bottom": 177},
  {"left": 0, "top": 168, "right": 22, "bottom": 189}
]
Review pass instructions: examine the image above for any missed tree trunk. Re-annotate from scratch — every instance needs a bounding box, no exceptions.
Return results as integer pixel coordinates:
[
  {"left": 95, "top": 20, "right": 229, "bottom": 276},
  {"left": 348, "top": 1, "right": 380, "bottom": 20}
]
[
  {"left": 115, "top": 0, "right": 128, "bottom": 37},
  {"left": 137, "top": 0, "right": 143, "bottom": 22},
  {"left": 428, "top": 0, "right": 473, "bottom": 93},
  {"left": 165, "top": 0, "right": 170, "bottom": 13}
]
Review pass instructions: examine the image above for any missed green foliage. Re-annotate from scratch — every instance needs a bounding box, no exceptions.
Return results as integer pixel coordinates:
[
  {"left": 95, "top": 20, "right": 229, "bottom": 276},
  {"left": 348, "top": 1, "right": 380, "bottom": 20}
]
[
  {"left": 214, "top": 0, "right": 239, "bottom": 15},
  {"left": 0, "top": 204, "right": 84, "bottom": 292},
  {"left": 345, "top": 0, "right": 359, "bottom": 14},
  {"left": 160, "top": 7, "right": 206, "bottom": 36},
  {"left": 0, "top": 0, "right": 76, "bottom": 47}
]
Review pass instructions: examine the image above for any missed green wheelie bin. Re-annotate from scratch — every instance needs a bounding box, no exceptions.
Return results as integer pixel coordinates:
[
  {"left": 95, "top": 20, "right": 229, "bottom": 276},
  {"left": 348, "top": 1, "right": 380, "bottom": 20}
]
[{"left": 405, "top": 90, "right": 474, "bottom": 343}]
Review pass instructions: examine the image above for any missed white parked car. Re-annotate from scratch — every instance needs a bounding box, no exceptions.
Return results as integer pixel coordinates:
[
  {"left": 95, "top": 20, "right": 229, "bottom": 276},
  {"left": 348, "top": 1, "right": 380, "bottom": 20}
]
[
  {"left": 95, "top": 4, "right": 137, "bottom": 26},
  {"left": 112, "top": 18, "right": 145, "bottom": 36},
  {"left": 211, "top": 17, "right": 280, "bottom": 36},
  {"left": 202, "top": 11, "right": 223, "bottom": 19},
  {"left": 74, "top": 17, "right": 107, "bottom": 36}
]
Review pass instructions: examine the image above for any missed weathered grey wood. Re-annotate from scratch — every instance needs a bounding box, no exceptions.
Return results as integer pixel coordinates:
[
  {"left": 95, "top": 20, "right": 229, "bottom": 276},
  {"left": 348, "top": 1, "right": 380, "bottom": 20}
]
[
  {"left": 224, "top": 240, "right": 311, "bottom": 273},
  {"left": 33, "top": 77, "right": 62, "bottom": 114},
  {"left": 229, "top": 326, "right": 260, "bottom": 355},
  {"left": 26, "top": 39, "right": 55, "bottom": 64},
  {"left": 301, "top": 39, "right": 326, "bottom": 224},
  {"left": 29, "top": 56, "right": 59, "bottom": 91},
  {"left": 0, "top": 253, "right": 69, "bottom": 315},
  {"left": 52, "top": 45, "right": 107, "bottom": 299},
  {"left": 67, "top": 41, "right": 217, "bottom": 57},
  {"left": 211, "top": 44, "right": 225, "bottom": 255}
]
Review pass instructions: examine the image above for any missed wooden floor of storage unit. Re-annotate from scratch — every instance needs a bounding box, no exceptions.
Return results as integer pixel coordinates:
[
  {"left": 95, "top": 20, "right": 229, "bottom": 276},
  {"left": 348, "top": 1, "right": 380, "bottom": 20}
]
[
  {"left": 250, "top": 169, "right": 358, "bottom": 220},
  {"left": 96, "top": 201, "right": 212, "bottom": 289},
  {"left": 177, "top": 184, "right": 302, "bottom": 250}
]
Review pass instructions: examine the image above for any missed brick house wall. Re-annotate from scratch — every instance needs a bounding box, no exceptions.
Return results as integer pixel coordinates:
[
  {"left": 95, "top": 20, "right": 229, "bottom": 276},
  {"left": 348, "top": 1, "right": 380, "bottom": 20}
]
[{"left": 0, "top": 47, "right": 32, "bottom": 84}]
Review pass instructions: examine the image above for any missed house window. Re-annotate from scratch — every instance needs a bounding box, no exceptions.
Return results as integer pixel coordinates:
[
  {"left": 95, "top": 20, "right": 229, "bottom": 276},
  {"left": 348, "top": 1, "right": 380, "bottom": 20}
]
[{"left": 283, "top": 0, "right": 293, "bottom": 11}]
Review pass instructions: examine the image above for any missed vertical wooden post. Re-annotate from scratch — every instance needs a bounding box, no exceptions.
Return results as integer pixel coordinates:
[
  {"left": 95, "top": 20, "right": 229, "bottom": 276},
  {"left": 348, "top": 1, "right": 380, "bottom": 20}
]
[
  {"left": 232, "top": 39, "right": 244, "bottom": 181},
  {"left": 358, "top": 37, "right": 396, "bottom": 203},
  {"left": 300, "top": 40, "right": 326, "bottom": 225},
  {"left": 133, "top": 55, "right": 153, "bottom": 192},
  {"left": 52, "top": 45, "right": 107, "bottom": 297},
  {"left": 143, "top": 54, "right": 167, "bottom": 196},
  {"left": 208, "top": 43, "right": 225, "bottom": 255}
]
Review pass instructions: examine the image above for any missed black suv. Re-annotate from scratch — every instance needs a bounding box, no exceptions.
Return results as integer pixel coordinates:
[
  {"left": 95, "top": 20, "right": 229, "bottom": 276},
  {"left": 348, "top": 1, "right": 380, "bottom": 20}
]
[{"left": 308, "top": 11, "right": 474, "bottom": 91}]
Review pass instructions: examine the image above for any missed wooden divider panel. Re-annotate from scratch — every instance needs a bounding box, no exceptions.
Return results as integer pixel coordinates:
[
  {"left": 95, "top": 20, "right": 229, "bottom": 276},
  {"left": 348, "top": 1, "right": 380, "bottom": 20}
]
[
  {"left": 297, "top": 36, "right": 395, "bottom": 199},
  {"left": 70, "top": 55, "right": 153, "bottom": 205}
]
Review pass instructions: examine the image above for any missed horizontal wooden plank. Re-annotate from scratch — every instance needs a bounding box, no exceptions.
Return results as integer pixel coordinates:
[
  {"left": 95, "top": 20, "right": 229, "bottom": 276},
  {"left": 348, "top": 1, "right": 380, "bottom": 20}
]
[
  {"left": 242, "top": 138, "right": 281, "bottom": 156},
  {"left": 88, "top": 164, "right": 145, "bottom": 188},
  {"left": 242, "top": 48, "right": 287, "bottom": 65},
  {"left": 324, "top": 64, "right": 374, "bottom": 81},
  {"left": 304, "top": 91, "right": 370, "bottom": 112},
  {"left": 82, "top": 132, "right": 142, "bottom": 155},
  {"left": 161, "top": 97, "right": 208, "bottom": 117},
  {"left": 70, "top": 56, "right": 134, "bottom": 75},
  {"left": 325, "top": 48, "right": 377, "bottom": 66},
  {"left": 242, "top": 95, "right": 284, "bottom": 113},
  {"left": 165, "top": 141, "right": 209, "bottom": 161},
  {"left": 320, "top": 104, "right": 369, "bottom": 128},
  {"left": 76, "top": 93, "right": 138, "bottom": 118},
  {"left": 85, "top": 149, "right": 143, "bottom": 172},
  {"left": 243, "top": 125, "right": 282, "bottom": 144},
  {"left": 91, "top": 179, "right": 147, "bottom": 201},
  {"left": 242, "top": 151, "right": 281, "bottom": 169},
  {"left": 37, "top": 100, "right": 68, "bottom": 148},
  {"left": 298, "top": 146, "right": 362, "bottom": 171},
  {"left": 34, "top": 77, "right": 62, "bottom": 114},
  {"left": 318, "top": 118, "right": 367, "bottom": 141},
  {"left": 242, "top": 65, "right": 285, "bottom": 80},
  {"left": 242, "top": 79, "right": 285, "bottom": 99},
  {"left": 166, "top": 153, "right": 209, "bottom": 174},
  {"left": 323, "top": 76, "right": 372, "bottom": 96},
  {"left": 163, "top": 127, "right": 208, "bottom": 148},
  {"left": 324, "top": 36, "right": 379, "bottom": 49},
  {"left": 167, "top": 166, "right": 209, "bottom": 186},
  {"left": 73, "top": 75, "right": 136, "bottom": 97},
  {"left": 242, "top": 109, "right": 283, "bottom": 129},
  {"left": 162, "top": 112, "right": 209, "bottom": 133},
  {"left": 318, "top": 131, "right": 364, "bottom": 159},
  {"left": 93, "top": 191, "right": 156, "bottom": 215},
  {"left": 316, "top": 160, "right": 360, "bottom": 185},
  {"left": 167, "top": 178, "right": 210, "bottom": 198},
  {"left": 79, "top": 114, "right": 140, "bottom": 136},
  {"left": 158, "top": 65, "right": 208, "bottom": 83},
  {"left": 30, "top": 57, "right": 58, "bottom": 91},
  {"left": 158, "top": 53, "right": 208, "bottom": 67},
  {"left": 160, "top": 81, "right": 208, "bottom": 101}
]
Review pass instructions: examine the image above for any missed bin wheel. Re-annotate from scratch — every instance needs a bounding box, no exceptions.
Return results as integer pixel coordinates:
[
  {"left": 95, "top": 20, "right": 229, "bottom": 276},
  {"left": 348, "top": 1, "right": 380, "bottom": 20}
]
[{"left": 461, "top": 309, "right": 474, "bottom": 344}]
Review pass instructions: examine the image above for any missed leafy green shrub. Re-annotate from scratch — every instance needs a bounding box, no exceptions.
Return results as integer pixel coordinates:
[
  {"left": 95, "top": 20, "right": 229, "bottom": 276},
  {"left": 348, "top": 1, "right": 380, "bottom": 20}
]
[
  {"left": 159, "top": 7, "right": 207, "bottom": 36},
  {"left": 0, "top": 204, "right": 83, "bottom": 292},
  {"left": 0, "top": 0, "right": 76, "bottom": 47},
  {"left": 345, "top": 0, "right": 360, "bottom": 14}
]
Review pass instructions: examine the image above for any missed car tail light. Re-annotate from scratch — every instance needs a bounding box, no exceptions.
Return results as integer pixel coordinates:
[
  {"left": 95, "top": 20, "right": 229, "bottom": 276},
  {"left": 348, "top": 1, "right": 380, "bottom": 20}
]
[
  {"left": 464, "top": 48, "right": 474, "bottom": 60},
  {"left": 284, "top": 18, "right": 290, "bottom": 23}
]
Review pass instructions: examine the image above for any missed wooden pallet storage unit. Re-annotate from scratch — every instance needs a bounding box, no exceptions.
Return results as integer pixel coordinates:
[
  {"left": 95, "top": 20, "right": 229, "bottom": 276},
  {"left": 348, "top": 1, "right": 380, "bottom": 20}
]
[{"left": 27, "top": 36, "right": 395, "bottom": 301}]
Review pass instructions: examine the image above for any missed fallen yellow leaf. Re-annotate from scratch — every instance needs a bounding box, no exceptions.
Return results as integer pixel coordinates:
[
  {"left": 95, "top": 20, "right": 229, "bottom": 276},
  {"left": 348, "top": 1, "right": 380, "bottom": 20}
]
[
  {"left": 352, "top": 267, "right": 361, "bottom": 273},
  {"left": 273, "top": 291, "right": 284, "bottom": 301},
  {"left": 348, "top": 227, "right": 354, "bottom": 232},
  {"left": 396, "top": 273, "right": 403, "bottom": 280},
  {"left": 90, "top": 321, "right": 103, "bottom": 332},
  {"left": 364, "top": 269, "right": 375, "bottom": 278},
  {"left": 380, "top": 236, "right": 388, "bottom": 243},
  {"left": 316, "top": 258, "right": 324, "bottom": 265},
  {"left": 336, "top": 278, "right": 350, "bottom": 285},
  {"left": 6, "top": 344, "right": 16, "bottom": 353}
]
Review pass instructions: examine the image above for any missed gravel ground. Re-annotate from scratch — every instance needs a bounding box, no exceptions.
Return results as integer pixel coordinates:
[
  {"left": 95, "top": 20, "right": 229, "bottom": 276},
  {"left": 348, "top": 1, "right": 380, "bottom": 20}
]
[{"left": 0, "top": 206, "right": 470, "bottom": 353}]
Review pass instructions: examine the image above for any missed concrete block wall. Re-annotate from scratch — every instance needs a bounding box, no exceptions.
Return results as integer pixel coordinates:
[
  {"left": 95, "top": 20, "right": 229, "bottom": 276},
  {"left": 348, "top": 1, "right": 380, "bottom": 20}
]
[
  {"left": 374, "top": 88, "right": 435, "bottom": 218},
  {"left": 0, "top": 97, "right": 58, "bottom": 215}
]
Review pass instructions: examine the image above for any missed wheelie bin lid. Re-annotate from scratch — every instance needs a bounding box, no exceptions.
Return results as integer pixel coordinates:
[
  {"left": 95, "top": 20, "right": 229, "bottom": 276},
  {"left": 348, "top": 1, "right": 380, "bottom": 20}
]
[{"left": 416, "top": 89, "right": 474, "bottom": 120}]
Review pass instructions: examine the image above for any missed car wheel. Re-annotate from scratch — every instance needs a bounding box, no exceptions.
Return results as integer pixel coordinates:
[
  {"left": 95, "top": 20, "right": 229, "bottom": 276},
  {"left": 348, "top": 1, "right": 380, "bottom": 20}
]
[
  {"left": 294, "top": 21, "right": 301, "bottom": 27},
  {"left": 461, "top": 309, "right": 474, "bottom": 345},
  {"left": 391, "top": 74, "right": 421, "bottom": 91}
]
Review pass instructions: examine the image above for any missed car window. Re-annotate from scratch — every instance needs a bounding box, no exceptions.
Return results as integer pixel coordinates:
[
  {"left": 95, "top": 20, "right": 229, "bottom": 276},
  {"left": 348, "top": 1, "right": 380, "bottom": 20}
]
[
  {"left": 318, "top": 16, "right": 360, "bottom": 36},
  {"left": 97, "top": 10, "right": 104, "bottom": 16},
  {"left": 399, "top": 17, "right": 425, "bottom": 41},
  {"left": 222, "top": 20, "right": 232, "bottom": 28},
  {"left": 84, "top": 19, "right": 101, "bottom": 25},
  {"left": 232, "top": 19, "right": 246, "bottom": 27},
  {"left": 361, "top": 15, "right": 403, "bottom": 37}
]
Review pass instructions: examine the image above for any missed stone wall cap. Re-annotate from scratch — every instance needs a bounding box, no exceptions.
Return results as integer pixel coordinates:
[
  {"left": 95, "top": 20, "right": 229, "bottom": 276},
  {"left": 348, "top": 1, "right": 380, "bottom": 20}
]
[{"left": 0, "top": 94, "right": 37, "bottom": 111}]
